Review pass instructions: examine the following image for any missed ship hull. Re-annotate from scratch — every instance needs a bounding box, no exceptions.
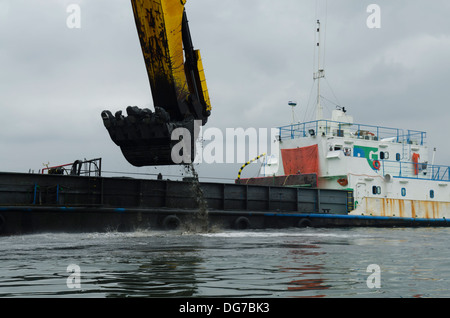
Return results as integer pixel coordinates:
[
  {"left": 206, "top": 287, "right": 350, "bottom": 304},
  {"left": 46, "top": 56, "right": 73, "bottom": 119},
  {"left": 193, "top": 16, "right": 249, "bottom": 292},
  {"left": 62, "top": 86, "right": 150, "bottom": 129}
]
[{"left": 1, "top": 171, "right": 449, "bottom": 236}]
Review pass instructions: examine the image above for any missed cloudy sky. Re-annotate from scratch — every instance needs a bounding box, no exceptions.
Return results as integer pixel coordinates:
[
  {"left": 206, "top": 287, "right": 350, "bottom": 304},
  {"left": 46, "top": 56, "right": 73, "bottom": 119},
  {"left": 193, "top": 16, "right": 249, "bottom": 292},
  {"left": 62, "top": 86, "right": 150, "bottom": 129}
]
[{"left": 1, "top": 0, "right": 450, "bottom": 182}]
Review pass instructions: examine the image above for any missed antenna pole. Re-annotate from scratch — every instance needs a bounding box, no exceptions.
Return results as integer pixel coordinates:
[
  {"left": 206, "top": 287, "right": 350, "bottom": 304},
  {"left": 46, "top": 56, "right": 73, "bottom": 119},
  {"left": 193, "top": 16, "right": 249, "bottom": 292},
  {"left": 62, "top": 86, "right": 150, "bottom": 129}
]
[
  {"left": 288, "top": 101, "right": 297, "bottom": 124},
  {"left": 313, "top": 20, "right": 325, "bottom": 121}
]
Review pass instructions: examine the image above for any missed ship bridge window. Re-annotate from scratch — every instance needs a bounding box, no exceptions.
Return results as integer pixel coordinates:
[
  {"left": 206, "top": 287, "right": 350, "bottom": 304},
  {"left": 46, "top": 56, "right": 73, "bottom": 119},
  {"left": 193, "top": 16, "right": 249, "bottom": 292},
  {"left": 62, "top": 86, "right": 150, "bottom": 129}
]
[
  {"left": 380, "top": 151, "right": 389, "bottom": 160},
  {"left": 372, "top": 186, "right": 381, "bottom": 195},
  {"left": 329, "top": 145, "right": 344, "bottom": 152},
  {"left": 344, "top": 147, "right": 352, "bottom": 156}
]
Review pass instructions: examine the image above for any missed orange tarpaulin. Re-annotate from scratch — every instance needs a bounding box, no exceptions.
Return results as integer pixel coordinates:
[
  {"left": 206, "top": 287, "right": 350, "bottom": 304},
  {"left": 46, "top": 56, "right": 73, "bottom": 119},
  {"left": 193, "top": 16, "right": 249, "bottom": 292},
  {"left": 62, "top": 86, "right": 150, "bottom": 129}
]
[{"left": 281, "top": 145, "right": 319, "bottom": 175}]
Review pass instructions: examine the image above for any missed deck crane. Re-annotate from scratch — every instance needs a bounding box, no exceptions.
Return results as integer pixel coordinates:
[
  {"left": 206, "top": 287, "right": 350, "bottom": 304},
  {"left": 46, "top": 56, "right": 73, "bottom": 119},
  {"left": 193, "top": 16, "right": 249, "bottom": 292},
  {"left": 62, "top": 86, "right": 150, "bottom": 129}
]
[{"left": 101, "top": 0, "right": 211, "bottom": 166}]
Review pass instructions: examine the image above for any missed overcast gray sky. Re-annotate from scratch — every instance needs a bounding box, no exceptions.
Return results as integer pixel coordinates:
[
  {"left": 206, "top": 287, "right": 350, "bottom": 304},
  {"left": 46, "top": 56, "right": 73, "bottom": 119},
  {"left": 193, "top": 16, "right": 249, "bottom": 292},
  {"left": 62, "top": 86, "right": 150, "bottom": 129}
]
[{"left": 1, "top": 0, "right": 450, "bottom": 182}]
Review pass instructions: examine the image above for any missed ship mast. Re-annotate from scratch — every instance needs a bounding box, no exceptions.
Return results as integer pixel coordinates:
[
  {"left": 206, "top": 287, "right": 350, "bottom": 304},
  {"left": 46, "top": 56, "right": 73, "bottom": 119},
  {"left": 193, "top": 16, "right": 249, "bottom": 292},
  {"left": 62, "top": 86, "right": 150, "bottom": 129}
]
[{"left": 313, "top": 19, "right": 325, "bottom": 121}]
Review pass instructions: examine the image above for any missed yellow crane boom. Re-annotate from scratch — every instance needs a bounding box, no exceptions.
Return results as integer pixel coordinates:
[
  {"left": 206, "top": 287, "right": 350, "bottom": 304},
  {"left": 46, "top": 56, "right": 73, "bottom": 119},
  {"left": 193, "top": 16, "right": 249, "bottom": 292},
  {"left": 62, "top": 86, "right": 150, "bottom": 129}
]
[{"left": 101, "top": 0, "right": 211, "bottom": 166}]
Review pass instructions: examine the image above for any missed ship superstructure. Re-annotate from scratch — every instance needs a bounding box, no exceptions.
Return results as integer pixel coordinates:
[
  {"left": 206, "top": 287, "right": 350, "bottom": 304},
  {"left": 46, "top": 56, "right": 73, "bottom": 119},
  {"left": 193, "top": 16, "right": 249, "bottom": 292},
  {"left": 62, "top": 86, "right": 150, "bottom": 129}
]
[
  {"left": 264, "top": 108, "right": 450, "bottom": 219},
  {"left": 259, "top": 19, "right": 450, "bottom": 220}
]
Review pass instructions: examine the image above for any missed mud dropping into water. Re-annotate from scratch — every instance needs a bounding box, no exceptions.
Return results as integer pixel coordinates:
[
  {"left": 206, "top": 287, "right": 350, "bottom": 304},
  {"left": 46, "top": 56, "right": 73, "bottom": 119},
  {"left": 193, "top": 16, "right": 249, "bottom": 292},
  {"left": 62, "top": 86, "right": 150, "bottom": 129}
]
[{"left": 183, "top": 163, "right": 209, "bottom": 233}]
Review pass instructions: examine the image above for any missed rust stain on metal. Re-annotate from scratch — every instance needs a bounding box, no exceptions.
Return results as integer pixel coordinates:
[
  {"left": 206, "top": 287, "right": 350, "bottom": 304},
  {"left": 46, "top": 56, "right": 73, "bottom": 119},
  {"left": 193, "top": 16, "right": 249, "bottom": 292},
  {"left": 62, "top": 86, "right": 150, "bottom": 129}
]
[
  {"left": 432, "top": 201, "right": 437, "bottom": 219},
  {"left": 411, "top": 200, "right": 416, "bottom": 218},
  {"left": 398, "top": 199, "right": 405, "bottom": 218},
  {"left": 354, "top": 197, "right": 450, "bottom": 220}
]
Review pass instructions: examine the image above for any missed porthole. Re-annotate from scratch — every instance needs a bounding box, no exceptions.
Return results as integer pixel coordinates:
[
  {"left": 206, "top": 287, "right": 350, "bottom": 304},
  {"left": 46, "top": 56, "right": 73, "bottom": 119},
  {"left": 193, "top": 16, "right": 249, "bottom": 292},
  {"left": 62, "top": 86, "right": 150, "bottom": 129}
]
[
  {"left": 401, "top": 188, "right": 406, "bottom": 196},
  {"left": 430, "top": 190, "right": 435, "bottom": 199},
  {"left": 372, "top": 186, "right": 381, "bottom": 195}
]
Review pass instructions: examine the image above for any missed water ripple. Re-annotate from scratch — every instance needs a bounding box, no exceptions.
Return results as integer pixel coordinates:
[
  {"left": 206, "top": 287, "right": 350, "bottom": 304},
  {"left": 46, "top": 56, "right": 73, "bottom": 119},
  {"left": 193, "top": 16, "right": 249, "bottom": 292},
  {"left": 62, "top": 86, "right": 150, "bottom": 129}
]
[{"left": 1, "top": 228, "right": 450, "bottom": 297}]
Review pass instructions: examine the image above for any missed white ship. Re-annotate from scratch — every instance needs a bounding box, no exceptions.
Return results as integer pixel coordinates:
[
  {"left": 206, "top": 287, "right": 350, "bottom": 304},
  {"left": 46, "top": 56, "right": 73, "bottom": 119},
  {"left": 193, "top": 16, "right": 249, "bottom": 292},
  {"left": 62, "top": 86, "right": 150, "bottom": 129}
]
[{"left": 259, "top": 20, "right": 450, "bottom": 221}]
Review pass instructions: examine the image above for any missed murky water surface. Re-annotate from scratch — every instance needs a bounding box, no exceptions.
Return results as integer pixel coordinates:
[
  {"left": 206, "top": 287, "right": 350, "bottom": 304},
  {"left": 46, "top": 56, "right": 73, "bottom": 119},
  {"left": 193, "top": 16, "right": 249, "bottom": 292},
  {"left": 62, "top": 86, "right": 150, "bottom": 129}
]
[{"left": 1, "top": 228, "right": 450, "bottom": 298}]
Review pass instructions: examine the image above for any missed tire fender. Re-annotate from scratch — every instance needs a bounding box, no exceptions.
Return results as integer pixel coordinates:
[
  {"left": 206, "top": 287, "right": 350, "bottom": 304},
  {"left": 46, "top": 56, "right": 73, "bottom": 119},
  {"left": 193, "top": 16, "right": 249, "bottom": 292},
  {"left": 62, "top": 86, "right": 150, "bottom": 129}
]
[
  {"left": 233, "top": 216, "right": 251, "bottom": 230},
  {"left": 297, "top": 218, "right": 312, "bottom": 228},
  {"left": 162, "top": 215, "right": 181, "bottom": 230}
]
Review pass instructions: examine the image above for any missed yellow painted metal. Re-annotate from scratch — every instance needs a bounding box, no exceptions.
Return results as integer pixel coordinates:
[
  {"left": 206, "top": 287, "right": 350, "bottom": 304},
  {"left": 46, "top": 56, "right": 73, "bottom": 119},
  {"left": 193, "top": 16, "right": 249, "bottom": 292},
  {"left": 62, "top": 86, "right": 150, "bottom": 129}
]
[
  {"left": 195, "top": 50, "right": 211, "bottom": 112},
  {"left": 131, "top": 0, "right": 187, "bottom": 111},
  {"left": 130, "top": 0, "right": 211, "bottom": 118},
  {"left": 237, "top": 153, "right": 267, "bottom": 180}
]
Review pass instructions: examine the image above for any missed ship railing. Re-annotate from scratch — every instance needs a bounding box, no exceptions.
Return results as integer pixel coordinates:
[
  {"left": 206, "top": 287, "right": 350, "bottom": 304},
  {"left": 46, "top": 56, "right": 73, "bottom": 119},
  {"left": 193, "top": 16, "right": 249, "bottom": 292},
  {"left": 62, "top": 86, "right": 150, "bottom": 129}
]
[
  {"left": 278, "top": 120, "right": 426, "bottom": 145},
  {"left": 381, "top": 160, "right": 450, "bottom": 182},
  {"left": 41, "top": 158, "right": 102, "bottom": 177}
]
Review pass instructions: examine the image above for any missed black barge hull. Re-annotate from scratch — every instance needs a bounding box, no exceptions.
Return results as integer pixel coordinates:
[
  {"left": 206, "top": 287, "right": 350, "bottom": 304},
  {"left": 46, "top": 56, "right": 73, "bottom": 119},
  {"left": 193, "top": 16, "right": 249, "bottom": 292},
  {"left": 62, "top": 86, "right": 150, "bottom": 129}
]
[{"left": 0, "top": 172, "right": 448, "bottom": 235}]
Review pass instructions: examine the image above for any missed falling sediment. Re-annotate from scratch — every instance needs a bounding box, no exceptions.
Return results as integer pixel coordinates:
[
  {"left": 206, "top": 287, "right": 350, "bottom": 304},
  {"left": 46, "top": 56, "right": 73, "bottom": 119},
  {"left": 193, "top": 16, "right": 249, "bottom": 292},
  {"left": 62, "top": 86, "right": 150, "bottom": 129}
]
[{"left": 183, "top": 163, "right": 209, "bottom": 232}]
